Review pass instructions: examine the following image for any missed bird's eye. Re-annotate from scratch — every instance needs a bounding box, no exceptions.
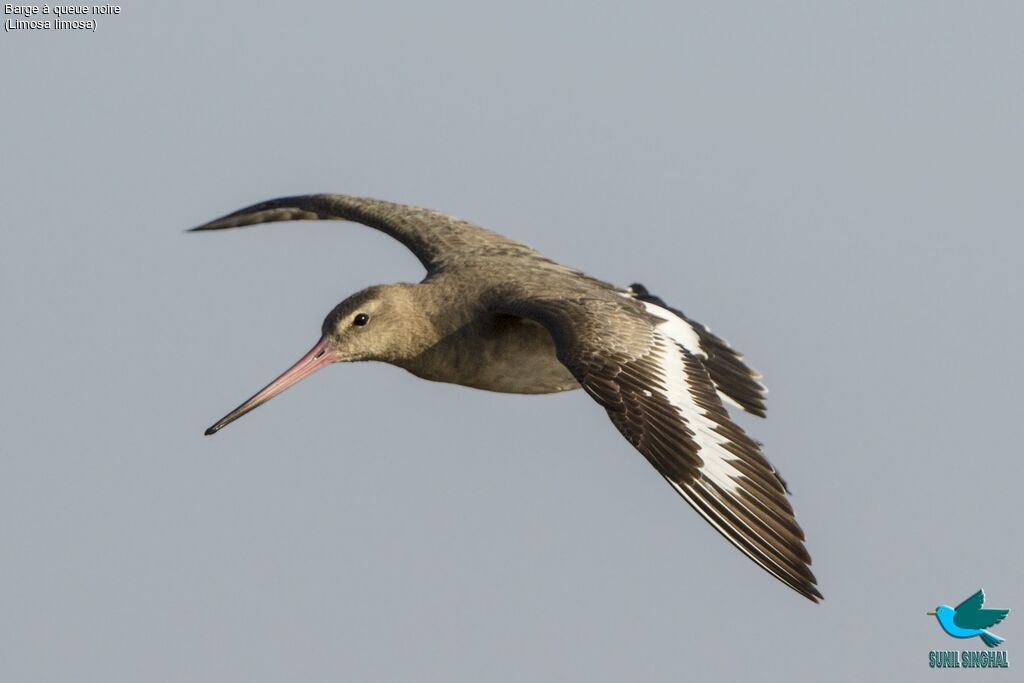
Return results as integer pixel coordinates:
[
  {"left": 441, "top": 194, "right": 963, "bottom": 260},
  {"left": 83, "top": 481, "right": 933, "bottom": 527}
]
[{"left": 353, "top": 313, "right": 369, "bottom": 326}]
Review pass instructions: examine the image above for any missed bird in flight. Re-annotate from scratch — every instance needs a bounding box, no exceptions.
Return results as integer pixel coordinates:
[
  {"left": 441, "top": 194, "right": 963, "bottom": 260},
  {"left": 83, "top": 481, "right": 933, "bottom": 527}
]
[
  {"left": 929, "top": 590, "right": 1009, "bottom": 647},
  {"left": 192, "top": 194, "right": 822, "bottom": 602}
]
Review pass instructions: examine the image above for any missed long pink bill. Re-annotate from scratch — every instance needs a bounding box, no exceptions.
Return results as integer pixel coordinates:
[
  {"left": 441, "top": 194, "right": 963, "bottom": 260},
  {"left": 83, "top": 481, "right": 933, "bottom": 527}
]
[{"left": 204, "top": 337, "right": 337, "bottom": 436}]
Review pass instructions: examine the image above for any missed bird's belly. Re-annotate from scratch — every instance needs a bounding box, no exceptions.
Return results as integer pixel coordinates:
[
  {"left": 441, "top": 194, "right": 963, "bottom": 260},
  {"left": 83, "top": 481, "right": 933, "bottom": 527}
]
[
  {"left": 455, "top": 348, "right": 579, "bottom": 394},
  {"left": 401, "top": 316, "right": 580, "bottom": 394}
]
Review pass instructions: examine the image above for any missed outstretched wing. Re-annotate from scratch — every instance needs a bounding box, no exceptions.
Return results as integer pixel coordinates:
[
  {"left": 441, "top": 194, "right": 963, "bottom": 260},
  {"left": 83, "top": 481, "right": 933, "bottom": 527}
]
[
  {"left": 954, "top": 590, "right": 1010, "bottom": 630},
  {"left": 627, "top": 283, "right": 767, "bottom": 417},
  {"left": 496, "top": 293, "right": 821, "bottom": 602},
  {"left": 190, "top": 194, "right": 535, "bottom": 272}
]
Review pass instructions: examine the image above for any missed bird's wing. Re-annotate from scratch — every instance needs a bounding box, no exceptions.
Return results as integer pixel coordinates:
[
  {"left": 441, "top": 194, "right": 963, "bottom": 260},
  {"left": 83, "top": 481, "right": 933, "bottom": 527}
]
[
  {"left": 956, "top": 589, "right": 986, "bottom": 613},
  {"left": 494, "top": 292, "right": 821, "bottom": 602},
  {"left": 626, "top": 283, "right": 767, "bottom": 417},
  {"left": 190, "top": 194, "right": 535, "bottom": 272},
  {"left": 955, "top": 607, "right": 1010, "bottom": 630},
  {"left": 954, "top": 590, "right": 1010, "bottom": 630}
]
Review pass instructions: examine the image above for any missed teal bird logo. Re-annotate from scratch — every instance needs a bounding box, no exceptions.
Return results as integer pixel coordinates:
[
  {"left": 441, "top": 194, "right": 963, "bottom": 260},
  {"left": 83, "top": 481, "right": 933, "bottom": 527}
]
[{"left": 928, "top": 589, "right": 1010, "bottom": 648}]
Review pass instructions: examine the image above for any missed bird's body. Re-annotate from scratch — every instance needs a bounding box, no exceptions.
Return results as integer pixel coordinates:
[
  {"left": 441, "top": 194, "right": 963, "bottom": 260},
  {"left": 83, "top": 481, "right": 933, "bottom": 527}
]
[
  {"left": 934, "top": 614, "right": 991, "bottom": 640},
  {"left": 399, "top": 308, "right": 579, "bottom": 394},
  {"left": 930, "top": 591, "right": 1009, "bottom": 647},
  {"left": 192, "top": 194, "right": 821, "bottom": 602}
]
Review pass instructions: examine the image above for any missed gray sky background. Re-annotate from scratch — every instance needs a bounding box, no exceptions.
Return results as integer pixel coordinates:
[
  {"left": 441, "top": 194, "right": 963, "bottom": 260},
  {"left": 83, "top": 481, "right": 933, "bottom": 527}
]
[{"left": 2, "top": 2, "right": 1022, "bottom": 681}]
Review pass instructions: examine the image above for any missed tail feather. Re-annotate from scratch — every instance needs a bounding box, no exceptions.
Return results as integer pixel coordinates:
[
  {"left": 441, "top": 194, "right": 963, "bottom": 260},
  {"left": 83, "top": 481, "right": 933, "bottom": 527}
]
[{"left": 979, "top": 630, "right": 1004, "bottom": 648}]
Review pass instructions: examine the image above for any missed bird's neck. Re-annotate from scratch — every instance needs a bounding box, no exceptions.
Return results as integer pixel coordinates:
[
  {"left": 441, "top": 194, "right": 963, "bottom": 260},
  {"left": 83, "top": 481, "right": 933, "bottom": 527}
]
[{"left": 377, "top": 281, "right": 477, "bottom": 364}]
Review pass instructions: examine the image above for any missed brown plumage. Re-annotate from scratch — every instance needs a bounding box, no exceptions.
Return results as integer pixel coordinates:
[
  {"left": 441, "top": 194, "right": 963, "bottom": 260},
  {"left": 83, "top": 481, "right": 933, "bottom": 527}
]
[{"left": 191, "top": 193, "right": 822, "bottom": 602}]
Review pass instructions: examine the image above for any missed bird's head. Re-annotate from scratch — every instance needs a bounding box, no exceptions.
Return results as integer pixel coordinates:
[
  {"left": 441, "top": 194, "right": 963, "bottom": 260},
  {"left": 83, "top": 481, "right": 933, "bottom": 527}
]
[
  {"left": 319, "top": 284, "right": 434, "bottom": 363},
  {"left": 203, "top": 283, "right": 433, "bottom": 435},
  {"left": 928, "top": 605, "right": 955, "bottom": 619}
]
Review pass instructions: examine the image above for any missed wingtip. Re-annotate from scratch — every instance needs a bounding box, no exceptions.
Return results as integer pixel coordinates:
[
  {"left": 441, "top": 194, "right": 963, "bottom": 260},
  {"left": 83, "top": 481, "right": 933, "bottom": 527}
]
[
  {"left": 801, "top": 565, "right": 824, "bottom": 603},
  {"left": 204, "top": 425, "right": 220, "bottom": 436},
  {"left": 786, "top": 568, "right": 823, "bottom": 603}
]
